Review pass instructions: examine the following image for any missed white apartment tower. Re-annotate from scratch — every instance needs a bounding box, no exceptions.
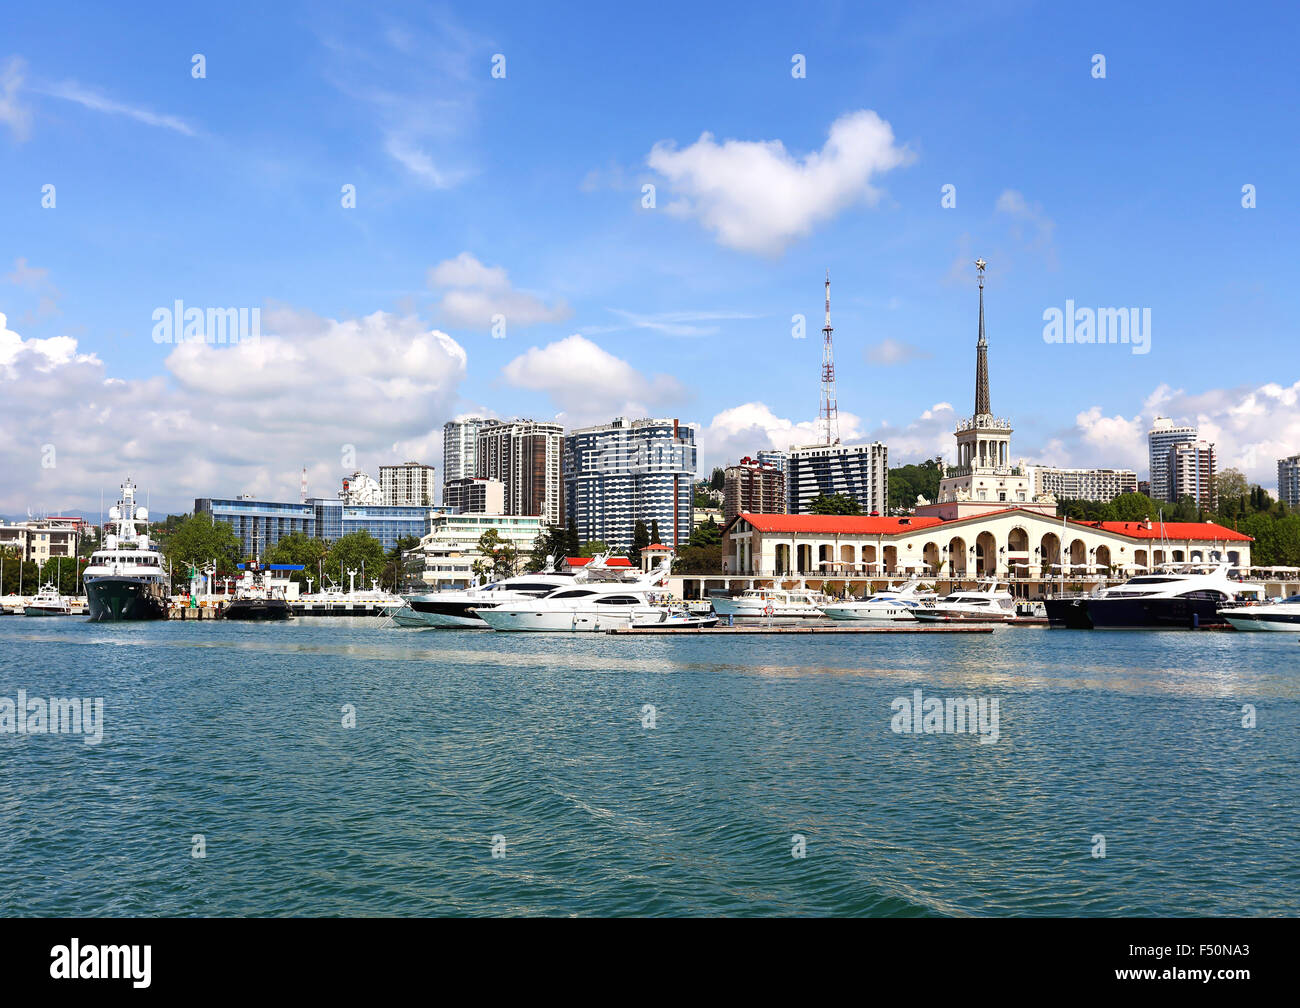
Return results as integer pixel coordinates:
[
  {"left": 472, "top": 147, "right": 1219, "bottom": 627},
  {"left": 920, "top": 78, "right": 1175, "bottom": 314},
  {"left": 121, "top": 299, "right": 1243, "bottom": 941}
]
[
  {"left": 380, "top": 461, "right": 437, "bottom": 506},
  {"left": 1147, "top": 417, "right": 1199, "bottom": 502}
]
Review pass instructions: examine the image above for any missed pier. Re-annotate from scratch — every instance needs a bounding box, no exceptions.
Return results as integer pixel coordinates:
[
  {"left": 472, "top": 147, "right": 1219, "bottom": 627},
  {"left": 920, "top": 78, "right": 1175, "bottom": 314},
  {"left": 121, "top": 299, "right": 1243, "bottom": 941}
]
[{"left": 608, "top": 624, "right": 994, "bottom": 635}]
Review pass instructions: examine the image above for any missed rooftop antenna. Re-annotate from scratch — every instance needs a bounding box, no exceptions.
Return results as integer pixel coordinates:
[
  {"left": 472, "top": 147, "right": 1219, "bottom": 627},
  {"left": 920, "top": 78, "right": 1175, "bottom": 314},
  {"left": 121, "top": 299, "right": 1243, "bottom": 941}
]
[
  {"left": 820, "top": 269, "right": 840, "bottom": 446},
  {"left": 300, "top": 466, "right": 308, "bottom": 504}
]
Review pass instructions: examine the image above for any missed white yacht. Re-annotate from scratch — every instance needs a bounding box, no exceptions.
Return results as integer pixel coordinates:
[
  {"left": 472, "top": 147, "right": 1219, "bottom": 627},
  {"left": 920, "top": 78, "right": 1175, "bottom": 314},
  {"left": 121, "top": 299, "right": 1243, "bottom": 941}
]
[
  {"left": 913, "top": 581, "right": 1017, "bottom": 622},
  {"left": 24, "top": 580, "right": 73, "bottom": 617},
  {"left": 477, "top": 556, "right": 681, "bottom": 632},
  {"left": 820, "top": 579, "right": 936, "bottom": 622},
  {"left": 1218, "top": 594, "right": 1300, "bottom": 632},
  {"left": 83, "top": 479, "right": 170, "bottom": 621},
  {"left": 395, "top": 554, "right": 625, "bottom": 628},
  {"left": 711, "top": 586, "right": 834, "bottom": 619},
  {"left": 1047, "top": 565, "right": 1265, "bottom": 629}
]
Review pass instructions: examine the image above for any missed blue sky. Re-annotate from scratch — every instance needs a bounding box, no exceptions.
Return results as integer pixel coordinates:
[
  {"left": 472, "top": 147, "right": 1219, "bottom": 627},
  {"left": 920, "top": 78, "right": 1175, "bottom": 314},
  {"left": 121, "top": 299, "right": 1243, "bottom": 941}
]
[{"left": 2, "top": 0, "right": 1297, "bottom": 514}]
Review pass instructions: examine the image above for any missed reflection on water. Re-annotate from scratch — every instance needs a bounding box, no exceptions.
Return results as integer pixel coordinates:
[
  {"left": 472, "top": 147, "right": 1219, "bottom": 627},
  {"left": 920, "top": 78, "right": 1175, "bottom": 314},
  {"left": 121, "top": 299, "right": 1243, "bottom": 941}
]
[{"left": 0, "top": 618, "right": 1295, "bottom": 916}]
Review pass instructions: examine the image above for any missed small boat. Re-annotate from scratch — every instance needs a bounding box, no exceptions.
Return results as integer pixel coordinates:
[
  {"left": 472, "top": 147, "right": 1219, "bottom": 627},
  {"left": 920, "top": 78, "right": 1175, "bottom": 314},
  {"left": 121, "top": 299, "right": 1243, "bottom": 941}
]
[
  {"left": 24, "top": 581, "right": 73, "bottom": 617},
  {"left": 913, "top": 581, "right": 1016, "bottom": 622},
  {"left": 820, "top": 579, "right": 936, "bottom": 621},
  {"left": 222, "top": 560, "right": 298, "bottom": 620},
  {"left": 1219, "top": 595, "right": 1300, "bottom": 631}
]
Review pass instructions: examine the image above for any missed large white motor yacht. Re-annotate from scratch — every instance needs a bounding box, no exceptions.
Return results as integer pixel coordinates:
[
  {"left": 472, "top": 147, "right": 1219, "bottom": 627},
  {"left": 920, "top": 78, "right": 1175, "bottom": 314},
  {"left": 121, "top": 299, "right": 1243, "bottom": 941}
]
[
  {"left": 397, "top": 554, "right": 624, "bottom": 628},
  {"left": 820, "top": 579, "right": 936, "bottom": 621},
  {"left": 711, "top": 586, "right": 833, "bottom": 618},
  {"left": 1046, "top": 565, "right": 1265, "bottom": 629},
  {"left": 913, "top": 580, "right": 1016, "bottom": 622},
  {"left": 477, "top": 555, "right": 682, "bottom": 632},
  {"left": 83, "top": 479, "right": 169, "bottom": 621}
]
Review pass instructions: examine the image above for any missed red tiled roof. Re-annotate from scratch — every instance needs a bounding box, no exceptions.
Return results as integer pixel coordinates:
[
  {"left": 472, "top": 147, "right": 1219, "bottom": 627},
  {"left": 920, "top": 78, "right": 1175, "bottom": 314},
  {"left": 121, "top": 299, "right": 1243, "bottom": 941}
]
[
  {"left": 734, "top": 512, "right": 946, "bottom": 534},
  {"left": 644, "top": 543, "right": 673, "bottom": 550},
  {"left": 728, "top": 511, "right": 1252, "bottom": 542},
  {"left": 1083, "top": 521, "right": 1252, "bottom": 542}
]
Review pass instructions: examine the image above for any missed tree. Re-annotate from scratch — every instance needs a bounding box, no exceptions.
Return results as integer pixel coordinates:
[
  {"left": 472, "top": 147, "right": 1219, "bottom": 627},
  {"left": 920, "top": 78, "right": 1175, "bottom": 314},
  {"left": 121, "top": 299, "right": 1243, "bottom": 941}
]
[
  {"left": 630, "top": 520, "right": 650, "bottom": 560},
  {"left": 265, "top": 531, "right": 330, "bottom": 586},
  {"left": 1214, "top": 468, "right": 1249, "bottom": 504},
  {"left": 688, "top": 517, "right": 721, "bottom": 548},
  {"left": 471, "top": 528, "right": 519, "bottom": 580},
  {"left": 650, "top": 519, "right": 662, "bottom": 544},
  {"left": 578, "top": 540, "right": 609, "bottom": 558},
  {"left": 709, "top": 467, "right": 725, "bottom": 492},
  {"left": 887, "top": 459, "right": 943, "bottom": 513},
  {"left": 565, "top": 517, "right": 580, "bottom": 558},
  {"left": 326, "top": 531, "right": 387, "bottom": 587},
  {"left": 158, "top": 513, "right": 243, "bottom": 574},
  {"left": 380, "top": 534, "right": 421, "bottom": 591},
  {"left": 809, "top": 493, "right": 862, "bottom": 516}
]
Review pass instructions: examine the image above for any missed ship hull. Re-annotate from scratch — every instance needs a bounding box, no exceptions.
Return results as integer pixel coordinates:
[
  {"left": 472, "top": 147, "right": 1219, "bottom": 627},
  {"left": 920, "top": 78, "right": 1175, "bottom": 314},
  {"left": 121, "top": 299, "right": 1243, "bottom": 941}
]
[
  {"left": 223, "top": 598, "right": 293, "bottom": 620},
  {"left": 1044, "top": 598, "right": 1094, "bottom": 629},
  {"left": 85, "top": 577, "right": 169, "bottom": 622},
  {"left": 1084, "top": 596, "right": 1228, "bottom": 629}
]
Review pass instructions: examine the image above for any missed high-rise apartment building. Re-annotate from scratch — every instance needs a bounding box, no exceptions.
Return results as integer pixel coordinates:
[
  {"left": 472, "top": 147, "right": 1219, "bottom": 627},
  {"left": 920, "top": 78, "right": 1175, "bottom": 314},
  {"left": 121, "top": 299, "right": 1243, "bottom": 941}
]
[
  {"left": 380, "top": 461, "right": 437, "bottom": 506},
  {"left": 563, "top": 417, "right": 696, "bottom": 550},
  {"left": 724, "top": 457, "right": 786, "bottom": 523},
  {"left": 476, "top": 420, "right": 564, "bottom": 526},
  {"left": 1278, "top": 454, "right": 1300, "bottom": 508},
  {"left": 442, "top": 418, "right": 493, "bottom": 501},
  {"left": 1148, "top": 417, "right": 1199, "bottom": 502},
  {"left": 1167, "top": 441, "right": 1217, "bottom": 509},
  {"left": 756, "top": 449, "right": 788, "bottom": 474},
  {"left": 786, "top": 442, "right": 889, "bottom": 515}
]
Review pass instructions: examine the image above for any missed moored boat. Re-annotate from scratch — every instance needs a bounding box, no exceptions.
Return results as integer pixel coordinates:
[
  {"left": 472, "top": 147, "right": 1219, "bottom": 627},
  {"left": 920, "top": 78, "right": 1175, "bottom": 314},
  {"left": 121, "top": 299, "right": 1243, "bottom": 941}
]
[
  {"left": 1218, "top": 595, "right": 1300, "bottom": 631},
  {"left": 83, "top": 479, "right": 170, "bottom": 622},
  {"left": 913, "top": 581, "right": 1016, "bottom": 622},
  {"left": 820, "top": 579, "right": 936, "bottom": 621},
  {"left": 23, "top": 581, "right": 73, "bottom": 617}
]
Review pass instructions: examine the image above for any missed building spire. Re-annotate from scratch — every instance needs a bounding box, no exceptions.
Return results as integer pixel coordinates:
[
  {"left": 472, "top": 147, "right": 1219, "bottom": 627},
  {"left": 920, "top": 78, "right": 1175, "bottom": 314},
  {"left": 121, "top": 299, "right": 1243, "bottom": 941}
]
[
  {"left": 820, "top": 269, "right": 840, "bottom": 445},
  {"left": 974, "top": 258, "right": 990, "bottom": 417}
]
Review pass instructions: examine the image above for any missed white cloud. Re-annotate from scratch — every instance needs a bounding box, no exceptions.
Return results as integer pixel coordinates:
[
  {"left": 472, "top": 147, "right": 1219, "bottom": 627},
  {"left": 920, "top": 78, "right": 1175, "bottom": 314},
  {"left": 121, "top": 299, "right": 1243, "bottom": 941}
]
[
  {"left": 647, "top": 110, "right": 912, "bottom": 255},
  {"left": 866, "top": 337, "right": 931, "bottom": 366},
  {"left": 500, "top": 334, "right": 684, "bottom": 424},
  {"left": 995, "top": 188, "right": 1056, "bottom": 266},
  {"left": 40, "top": 79, "right": 195, "bottom": 135},
  {"left": 1040, "top": 381, "right": 1300, "bottom": 494},
  {"left": 588, "top": 308, "right": 759, "bottom": 338},
  {"left": 696, "top": 401, "right": 871, "bottom": 471},
  {"left": 0, "top": 309, "right": 468, "bottom": 515},
  {"left": 0, "top": 57, "right": 31, "bottom": 141},
  {"left": 428, "top": 252, "right": 571, "bottom": 329}
]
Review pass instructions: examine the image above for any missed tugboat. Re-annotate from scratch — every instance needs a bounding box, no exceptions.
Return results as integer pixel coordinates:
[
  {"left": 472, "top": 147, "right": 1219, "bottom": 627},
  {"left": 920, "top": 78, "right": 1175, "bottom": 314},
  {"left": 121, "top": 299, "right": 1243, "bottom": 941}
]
[
  {"left": 222, "top": 560, "right": 299, "bottom": 620},
  {"left": 84, "top": 479, "right": 170, "bottom": 621}
]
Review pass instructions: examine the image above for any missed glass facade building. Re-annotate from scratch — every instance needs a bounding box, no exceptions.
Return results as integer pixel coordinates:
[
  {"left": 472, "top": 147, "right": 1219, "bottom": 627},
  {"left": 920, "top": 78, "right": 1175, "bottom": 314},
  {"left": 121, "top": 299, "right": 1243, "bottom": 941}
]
[{"left": 196, "top": 496, "right": 438, "bottom": 555}]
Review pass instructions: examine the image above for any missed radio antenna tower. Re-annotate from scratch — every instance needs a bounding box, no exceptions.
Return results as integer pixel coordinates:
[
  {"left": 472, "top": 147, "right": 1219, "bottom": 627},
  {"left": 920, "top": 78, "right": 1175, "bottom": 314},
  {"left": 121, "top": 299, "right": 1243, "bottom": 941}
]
[
  {"left": 300, "top": 467, "right": 308, "bottom": 504},
  {"left": 820, "top": 269, "right": 840, "bottom": 445}
]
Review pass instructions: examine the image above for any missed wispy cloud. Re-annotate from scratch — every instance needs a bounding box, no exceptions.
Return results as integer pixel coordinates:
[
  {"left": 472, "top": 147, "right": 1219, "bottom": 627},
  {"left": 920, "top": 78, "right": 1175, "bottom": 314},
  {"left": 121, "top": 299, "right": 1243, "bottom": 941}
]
[
  {"left": 0, "top": 56, "right": 31, "bottom": 140},
  {"left": 39, "top": 78, "right": 195, "bottom": 135},
  {"left": 318, "top": 12, "right": 486, "bottom": 188},
  {"left": 588, "top": 308, "right": 760, "bottom": 337}
]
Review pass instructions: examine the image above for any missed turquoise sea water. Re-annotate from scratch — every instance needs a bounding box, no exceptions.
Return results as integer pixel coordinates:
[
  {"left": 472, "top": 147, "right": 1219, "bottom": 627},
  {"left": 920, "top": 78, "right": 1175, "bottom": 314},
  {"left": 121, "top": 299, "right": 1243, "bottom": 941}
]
[{"left": 0, "top": 617, "right": 1296, "bottom": 917}]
